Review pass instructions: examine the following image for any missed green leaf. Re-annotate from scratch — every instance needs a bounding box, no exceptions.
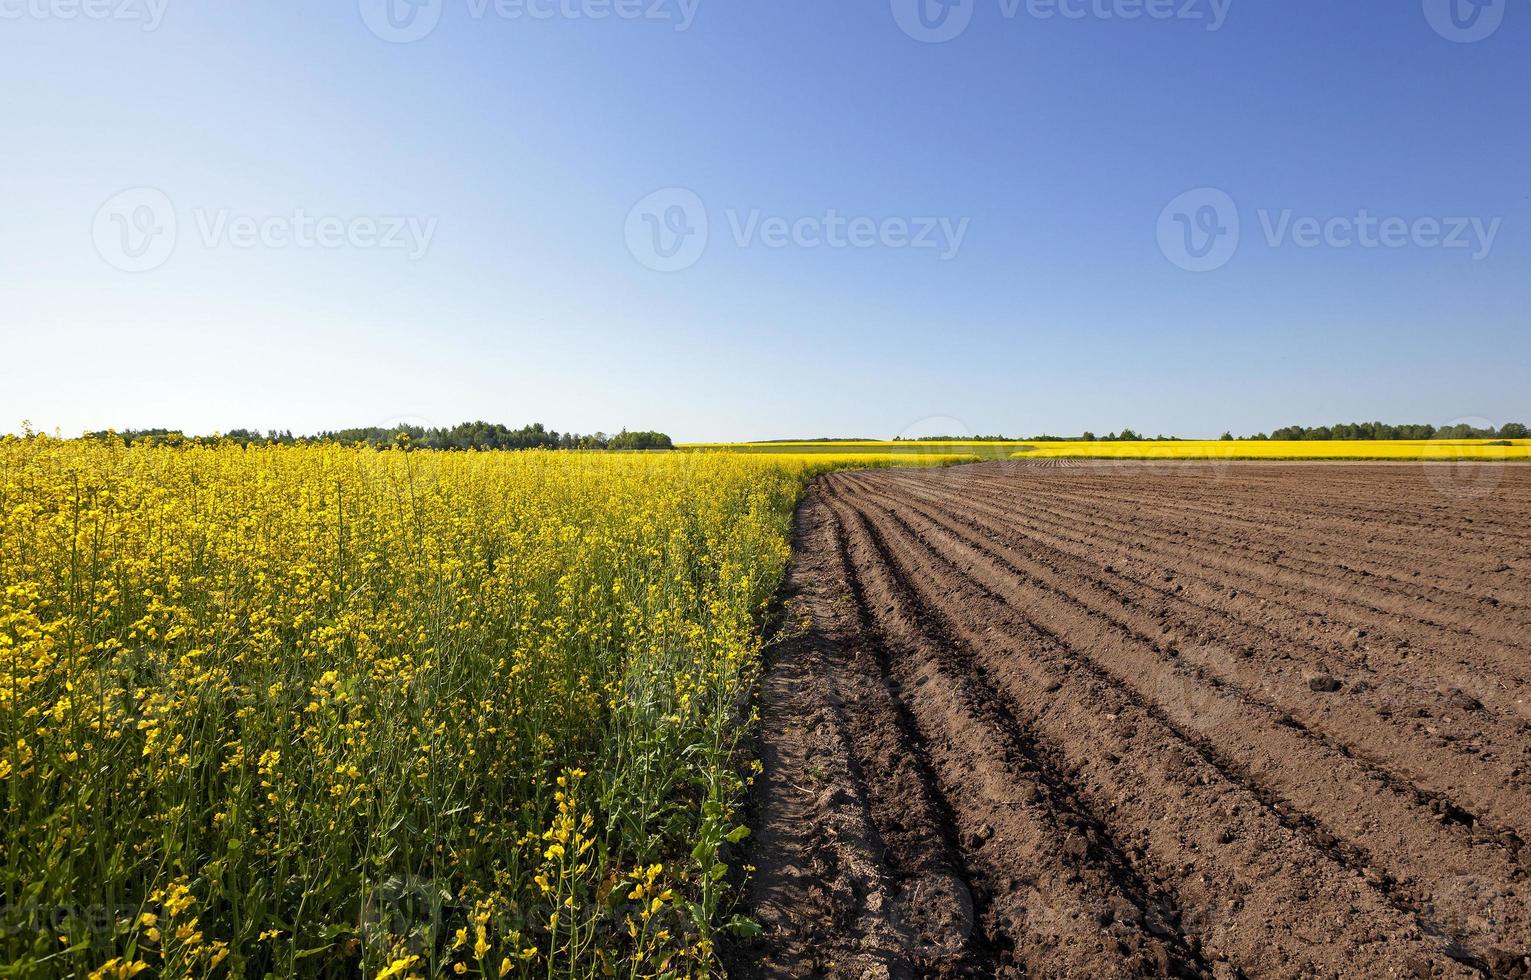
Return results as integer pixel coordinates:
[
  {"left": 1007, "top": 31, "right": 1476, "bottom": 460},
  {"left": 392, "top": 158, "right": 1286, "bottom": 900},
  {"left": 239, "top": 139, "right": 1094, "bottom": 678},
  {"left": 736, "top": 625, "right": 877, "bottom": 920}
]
[{"left": 725, "top": 915, "right": 763, "bottom": 939}]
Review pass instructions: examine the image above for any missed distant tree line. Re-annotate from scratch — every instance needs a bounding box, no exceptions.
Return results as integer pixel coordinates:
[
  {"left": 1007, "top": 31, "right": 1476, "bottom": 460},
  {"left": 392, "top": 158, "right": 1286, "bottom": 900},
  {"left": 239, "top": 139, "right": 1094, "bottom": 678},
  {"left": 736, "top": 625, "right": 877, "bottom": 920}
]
[
  {"left": 892, "top": 434, "right": 1022, "bottom": 442},
  {"left": 83, "top": 422, "right": 674, "bottom": 451},
  {"left": 1075, "top": 430, "right": 1181, "bottom": 442},
  {"left": 894, "top": 430, "right": 1176, "bottom": 442},
  {"left": 895, "top": 423, "right": 1528, "bottom": 443},
  {"left": 752, "top": 437, "right": 876, "bottom": 444},
  {"left": 1231, "top": 422, "right": 1527, "bottom": 441}
]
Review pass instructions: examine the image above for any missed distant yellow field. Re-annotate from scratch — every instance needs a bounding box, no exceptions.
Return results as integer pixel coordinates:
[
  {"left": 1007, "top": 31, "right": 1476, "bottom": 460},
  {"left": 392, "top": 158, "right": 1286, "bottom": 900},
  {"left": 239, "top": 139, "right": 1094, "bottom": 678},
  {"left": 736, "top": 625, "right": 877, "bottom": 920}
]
[
  {"left": 1011, "top": 440, "right": 1531, "bottom": 461},
  {"left": 684, "top": 440, "right": 1531, "bottom": 462},
  {"left": 743, "top": 451, "right": 981, "bottom": 468},
  {"left": 682, "top": 442, "right": 1016, "bottom": 461}
]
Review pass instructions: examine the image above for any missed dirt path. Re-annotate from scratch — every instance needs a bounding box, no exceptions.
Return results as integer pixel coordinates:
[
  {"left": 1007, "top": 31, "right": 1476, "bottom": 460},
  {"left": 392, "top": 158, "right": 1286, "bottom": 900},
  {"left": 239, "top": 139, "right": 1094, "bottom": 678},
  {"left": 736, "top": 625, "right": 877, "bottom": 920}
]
[{"left": 725, "top": 462, "right": 1531, "bottom": 979}]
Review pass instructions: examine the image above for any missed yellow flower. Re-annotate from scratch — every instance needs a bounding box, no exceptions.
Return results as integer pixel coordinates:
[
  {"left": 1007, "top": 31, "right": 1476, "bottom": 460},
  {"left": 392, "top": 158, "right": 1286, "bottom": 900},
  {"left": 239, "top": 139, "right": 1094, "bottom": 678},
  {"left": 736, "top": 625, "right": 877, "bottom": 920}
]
[
  {"left": 88, "top": 960, "right": 150, "bottom": 980},
  {"left": 376, "top": 955, "right": 421, "bottom": 979}
]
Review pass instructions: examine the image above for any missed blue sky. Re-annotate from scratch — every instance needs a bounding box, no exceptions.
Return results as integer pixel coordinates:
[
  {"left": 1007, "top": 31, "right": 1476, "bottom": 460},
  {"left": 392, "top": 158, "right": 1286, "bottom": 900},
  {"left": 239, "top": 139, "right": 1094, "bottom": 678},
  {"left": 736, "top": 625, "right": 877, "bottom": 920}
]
[{"left": 1, "top": 0, "right": 1526, "bottom": 441}]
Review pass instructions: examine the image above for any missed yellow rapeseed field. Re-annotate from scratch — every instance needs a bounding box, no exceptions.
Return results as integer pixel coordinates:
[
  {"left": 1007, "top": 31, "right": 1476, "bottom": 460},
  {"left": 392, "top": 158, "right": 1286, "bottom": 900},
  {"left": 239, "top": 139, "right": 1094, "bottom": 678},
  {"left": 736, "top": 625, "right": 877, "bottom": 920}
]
[
  {"left": 687, "top": 439, "right": 1531, "bottom": 462},
  {"left": 1008, "top": 439, "right": 1531, "bottom": 461},
  {"left": 0, "top": 438, "right": 950, "bottom": 979}
]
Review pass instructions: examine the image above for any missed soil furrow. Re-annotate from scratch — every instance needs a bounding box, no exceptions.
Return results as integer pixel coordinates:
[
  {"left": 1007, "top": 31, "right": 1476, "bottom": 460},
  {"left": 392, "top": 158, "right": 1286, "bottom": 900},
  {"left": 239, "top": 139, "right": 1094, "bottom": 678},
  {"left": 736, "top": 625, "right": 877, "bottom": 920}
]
[
  {"left": 827, "top": 491, "right": 1214, "bottom": 978},
  {"left": 728, "top": 496, "right": 921, "bottom": 979},
  {"left": 815, "top": 484, "right": 1010, "bottom": 977},
  {"left": 842, "top": 473, "right": 1525, "bottom": 969},
  {"left": 734, "top": 462, "right": 1531, "bottom": 978},
  {"left": 949, "top": 471, "right": 1531, "bottom": 655},
  {"left": 959, "top": 474, "right": 1531, "bottom": 627},
  {"left": 829, "top": 475, "right": 1485, "bottom": 977},
  {"left": 848, "top": 471, "right": 1531, "bottom": 840},
  {"left": 839, "top": 472, "right": 1531, "bottom": 960},
  {"left": 890, "top": 470, "right": 1531, "bottom": 698},
  {"left": 966, "top": 466, "right": 1531, "bottom": 556},
  {"left": 934, "top": 472, "right": 1531, "bottom": 658}
]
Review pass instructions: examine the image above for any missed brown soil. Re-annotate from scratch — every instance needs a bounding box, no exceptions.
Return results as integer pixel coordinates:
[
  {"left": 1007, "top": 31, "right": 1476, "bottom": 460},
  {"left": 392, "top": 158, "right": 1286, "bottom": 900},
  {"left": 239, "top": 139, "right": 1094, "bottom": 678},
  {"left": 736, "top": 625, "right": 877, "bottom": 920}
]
[{"left": 724, "top": 461, "right": 1531, "bottom": 980}]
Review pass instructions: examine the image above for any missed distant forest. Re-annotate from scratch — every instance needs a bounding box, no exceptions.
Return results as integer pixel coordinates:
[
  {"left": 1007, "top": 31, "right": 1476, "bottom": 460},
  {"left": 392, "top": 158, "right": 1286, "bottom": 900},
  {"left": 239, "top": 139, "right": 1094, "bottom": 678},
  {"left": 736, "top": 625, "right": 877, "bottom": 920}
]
[
  {"left": 1235, "top": 422, "right": 1526, "bottom": 441},
  {"left": 897, "top": 422, "right": 1527, "bottom": 442},
  {"left": 84, "top": 422, "right": 674, "bottom": 451},
  {"left": 70, "top": 420, "right": 1531, "bottom": 449},
  {"left": 896, "top": 430, "right": 1171, "bottom": 442}
]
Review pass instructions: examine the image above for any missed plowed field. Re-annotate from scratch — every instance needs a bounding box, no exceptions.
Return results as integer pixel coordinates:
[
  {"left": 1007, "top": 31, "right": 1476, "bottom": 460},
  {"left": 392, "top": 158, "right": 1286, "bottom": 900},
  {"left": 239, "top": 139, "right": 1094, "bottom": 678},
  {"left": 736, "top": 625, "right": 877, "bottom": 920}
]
[{"left": 727, "top": 462, "right": 1531, "bottom": 979}]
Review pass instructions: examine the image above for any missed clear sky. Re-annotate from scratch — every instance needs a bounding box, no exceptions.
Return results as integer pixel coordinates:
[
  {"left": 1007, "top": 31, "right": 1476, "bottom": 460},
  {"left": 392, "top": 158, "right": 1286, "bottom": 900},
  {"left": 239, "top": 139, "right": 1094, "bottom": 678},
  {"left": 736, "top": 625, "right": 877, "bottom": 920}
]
[{"left": 2, "top": 0, "right": 1527, "bottom": 441}]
